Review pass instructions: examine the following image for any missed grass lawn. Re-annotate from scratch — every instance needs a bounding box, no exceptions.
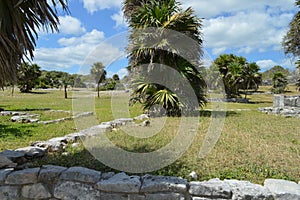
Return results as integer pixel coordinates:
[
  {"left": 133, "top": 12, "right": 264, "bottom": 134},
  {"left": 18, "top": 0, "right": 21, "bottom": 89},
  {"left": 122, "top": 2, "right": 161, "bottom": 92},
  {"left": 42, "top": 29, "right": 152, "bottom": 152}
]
[{"left": 0, "top": 87, "right": 299, "bottom": 184}]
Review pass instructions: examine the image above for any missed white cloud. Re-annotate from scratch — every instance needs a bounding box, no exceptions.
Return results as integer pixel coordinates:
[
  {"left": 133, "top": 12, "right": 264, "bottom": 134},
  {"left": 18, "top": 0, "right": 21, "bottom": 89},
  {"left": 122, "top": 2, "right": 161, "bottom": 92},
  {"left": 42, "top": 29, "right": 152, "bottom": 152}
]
[
  {"left": 202, "top": 9, "right": 294, "bottom": 54},
  {"left": 256, "top": 59, "right": 278, "bottom": 70},
  {"left": 33, "top": 29, "right": 125, "bottom": 73},
  {"left": 182, "top": 0, "right": 296, "bottom": 18},
  {"left": 80, "top": 0, "right": 121, "bottom": 13},
  {"left": 107, "top": 68, "right": 128, "bottom": 79},
  {"left": 59, "top": 16, "right": 86, "bottom": 35},
  {"left": 111, "top": 10, "right": 128, "bottom": 29}
]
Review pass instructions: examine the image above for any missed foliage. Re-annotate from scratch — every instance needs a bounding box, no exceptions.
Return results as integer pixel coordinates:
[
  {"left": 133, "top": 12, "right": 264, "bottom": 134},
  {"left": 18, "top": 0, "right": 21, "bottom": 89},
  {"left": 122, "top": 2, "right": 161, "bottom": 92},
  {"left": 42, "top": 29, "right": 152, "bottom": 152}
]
[
  {"left": 212, "top": 54, "right": 262, "bottom": 98},
  {"left": 282, "top": 0, "right": 300, "bottom": 58},
  {"left": 90, "top": 62, "right": 106, "bottom": 97},
  {"left": 0, "top": 0, "right": 68, "bottom": 88},
  {"left": 124, "top": 0, "right": 206, "bottom": 116},
  {"left": 271, "top": 72, "right": 288, "bottom": 94},
  {"left": 17, "top": 62, "right": 41, "bottom": 93}
]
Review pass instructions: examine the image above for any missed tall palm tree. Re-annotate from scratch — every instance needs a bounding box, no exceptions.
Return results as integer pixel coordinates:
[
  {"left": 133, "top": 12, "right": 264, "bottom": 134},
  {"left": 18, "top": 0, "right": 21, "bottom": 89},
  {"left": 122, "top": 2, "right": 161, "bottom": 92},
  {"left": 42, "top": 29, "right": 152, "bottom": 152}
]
[
  {"left": 90, "top": 62, "right": 106, "bottom": 98},
  {"left": 124, "top": 0, "right": 206, "bottom": 116},
  {"left": 0, "top": 0, "right": 68, "bottom": 88}
]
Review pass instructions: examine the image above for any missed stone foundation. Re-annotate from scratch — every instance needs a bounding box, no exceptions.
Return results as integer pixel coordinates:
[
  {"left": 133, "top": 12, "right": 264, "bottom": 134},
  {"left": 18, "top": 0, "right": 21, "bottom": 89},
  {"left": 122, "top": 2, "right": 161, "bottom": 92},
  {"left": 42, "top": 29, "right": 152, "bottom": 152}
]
[{"left": 0, "top": 166, "right": 299, "bottom": 200}]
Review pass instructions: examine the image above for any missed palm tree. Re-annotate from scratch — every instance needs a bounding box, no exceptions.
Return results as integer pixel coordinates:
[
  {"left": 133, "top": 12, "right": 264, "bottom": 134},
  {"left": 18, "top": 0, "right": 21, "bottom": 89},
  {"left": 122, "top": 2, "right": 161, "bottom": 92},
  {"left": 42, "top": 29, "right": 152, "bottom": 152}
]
[
  {"left": 0, "top": 0, "right": 68, "bottom": 88},
  {"left": 90, "top": 62, "right": 106, "bottom": 98},
  {"left": 124, "top": 0, "right": 206, "bottom": 116}
]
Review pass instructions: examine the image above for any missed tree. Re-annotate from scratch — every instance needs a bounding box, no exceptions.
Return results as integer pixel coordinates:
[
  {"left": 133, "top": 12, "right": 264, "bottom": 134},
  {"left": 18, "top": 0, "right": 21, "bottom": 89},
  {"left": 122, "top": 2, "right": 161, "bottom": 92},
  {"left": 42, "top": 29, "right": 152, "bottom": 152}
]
[
  {"left": 213, "top": 54, "right": 262, "bottom": 98},
  {"left": 17, "top": 62, "right": 41, "bottom": 92},
  {"left": 282, "top": 0, "right": 300, "bottom": 58},
  {"left": 296, "top": 78, "right": 300, "bottom": 91},
  {"left": 112, "top": 74, "right": 120, "bottom": 82},
  {"left": 90, "top": 62, "right": 106, "bottom": 98},
  {"left": 0, "top": 0, "right": 68, "bottom": 89},
  {"left": 60, "top": 73, "right": 75, "bottom": 99},
  {"left": 124, "top": 0, "right": 206, "bottom": 116},
  {"left": 213, "top": 54, "right": 245, "bottom": 98},
  {"left": 271, "top": 72, "right": 288, "bottom": 94}
]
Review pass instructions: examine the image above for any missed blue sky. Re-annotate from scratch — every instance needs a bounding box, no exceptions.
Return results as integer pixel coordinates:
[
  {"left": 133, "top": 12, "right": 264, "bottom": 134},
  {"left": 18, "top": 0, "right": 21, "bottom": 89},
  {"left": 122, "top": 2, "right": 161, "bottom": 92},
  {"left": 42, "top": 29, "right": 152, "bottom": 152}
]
[{"left": 33, "top": 0, "right": 298, "bottom": 78}]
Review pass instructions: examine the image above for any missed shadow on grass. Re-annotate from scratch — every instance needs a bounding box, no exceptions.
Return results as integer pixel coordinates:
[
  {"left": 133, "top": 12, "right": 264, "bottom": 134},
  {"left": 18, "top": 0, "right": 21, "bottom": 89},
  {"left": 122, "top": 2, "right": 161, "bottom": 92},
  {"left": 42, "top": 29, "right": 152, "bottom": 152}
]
[
  {"left": 9, "top": 108, "right": 52, "bottom": 112},
  {"left": 26, "top": 91, "right": 49, "bottom": 95},
  {"left": 200, "top": 110, "right": 239, "bottom": 117},
  {"left": 0, "top": 124, "right": 33, "bottom": 138}
]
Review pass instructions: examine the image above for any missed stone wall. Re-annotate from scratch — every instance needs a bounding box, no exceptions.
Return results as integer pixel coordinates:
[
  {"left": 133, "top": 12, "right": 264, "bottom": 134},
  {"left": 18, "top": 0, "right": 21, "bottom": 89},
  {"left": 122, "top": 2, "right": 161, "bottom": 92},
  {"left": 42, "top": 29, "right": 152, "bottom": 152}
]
[
  {"left": 0, "top": 165, "right": 299, "bottom": 200},
  {"left": 273, "top": 95, "right": 300, "bottom": 108}
]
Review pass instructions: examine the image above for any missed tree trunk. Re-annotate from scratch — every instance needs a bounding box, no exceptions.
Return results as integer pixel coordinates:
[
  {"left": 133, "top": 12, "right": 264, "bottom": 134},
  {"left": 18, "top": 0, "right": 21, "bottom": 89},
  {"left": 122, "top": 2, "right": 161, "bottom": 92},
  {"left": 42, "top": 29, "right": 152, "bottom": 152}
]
[
  {"left": 97, "top": 83, "right": 100, "bottom": 98},
  {"left": 64, "top": 85, "right": 67, "bottom": 99}
]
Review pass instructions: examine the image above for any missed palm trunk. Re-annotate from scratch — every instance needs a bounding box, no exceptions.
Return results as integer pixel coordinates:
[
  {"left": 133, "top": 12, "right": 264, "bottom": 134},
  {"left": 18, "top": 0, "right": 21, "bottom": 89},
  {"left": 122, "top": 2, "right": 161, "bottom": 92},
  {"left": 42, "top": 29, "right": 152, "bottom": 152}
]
[
  {"left": 97, "top": 83, "right": 100, "bottom": 98},
  {"left": 64, "top": 85, "right": 67, "bottom": 99}
]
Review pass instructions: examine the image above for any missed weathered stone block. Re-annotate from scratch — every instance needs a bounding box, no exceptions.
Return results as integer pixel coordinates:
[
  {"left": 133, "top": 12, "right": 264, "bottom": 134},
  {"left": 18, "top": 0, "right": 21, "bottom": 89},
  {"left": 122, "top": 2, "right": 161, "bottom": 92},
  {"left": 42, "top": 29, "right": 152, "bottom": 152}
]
[
  {"left": 97, "top": 172, "right": 141, "bottom": 193},
  {"left": 141, "top": 174, "right": 187, "bottom": 193},
  {"left": 189, "top": 179, "right": 232, "bottom": 199},
  {"left": 145, "top": 193, "right": 185, "bottom": 200},
  {"left": 5, "top": 168, "right": 39, "bottom": 185},
  {"left": 0, "top": 186, "right": 20, "bottom": 200},
  {"left": 100, "top": 193, "right": 129, "bottom": 200},
  {"left": 15, "top": 146, "right": 46, "bottom": 158},
  {"left": 39, "top": 165, "right": 67, "bottom": 183},
  {"left": 22, "top": 183, "right": 51, "bottom": 199},
  {"left": 0, "top": 156, "right": 17, "bottom": 169},
  {"left": 0, "top": 168, "right": 14, "bottom": 184},
  {"left": 225, "top": 179, "right": 273, "bottom": 200},
  {"left": 54, "top": 181, "right": 100, "bottom": 200},
  {"left": 60, "top": 166, "right": 101, "bottom": 183},
  {"left": 264, "top": 179, "right": 300, "bottom": 200},
  {"left": 0, "top": 150, "right": 26, "bottom": 164}
]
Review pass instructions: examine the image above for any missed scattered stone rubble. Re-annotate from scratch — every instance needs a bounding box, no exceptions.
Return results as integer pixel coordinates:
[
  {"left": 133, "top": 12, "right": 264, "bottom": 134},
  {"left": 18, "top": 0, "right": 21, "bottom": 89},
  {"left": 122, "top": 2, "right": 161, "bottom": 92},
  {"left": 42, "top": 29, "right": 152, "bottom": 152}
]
[
  {"left": 0, "top": 110, "right": 93, "bottom": 124},
  {"left": 0, "top": 167, "right": 299, "bottom": 200},
  {"left": 259, "top": 95, "right": 300, "bottom": 118},
  {"left": 0, "top": 113, "right": 299, "bottom": 199}
]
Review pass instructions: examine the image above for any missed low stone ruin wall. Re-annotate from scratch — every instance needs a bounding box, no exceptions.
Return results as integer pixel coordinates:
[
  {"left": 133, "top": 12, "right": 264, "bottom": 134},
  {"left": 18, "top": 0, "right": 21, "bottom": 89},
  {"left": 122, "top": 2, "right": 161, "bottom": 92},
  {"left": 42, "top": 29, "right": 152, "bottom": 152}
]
[
  {"left": 259, "top": 95, "right": 300, "bottom": 118},
  {"left": 0, "top": 165, "right": 299, "bottom": 200},
  {"left": 273, "top": 95, "right": 300, "bottom": 108}
]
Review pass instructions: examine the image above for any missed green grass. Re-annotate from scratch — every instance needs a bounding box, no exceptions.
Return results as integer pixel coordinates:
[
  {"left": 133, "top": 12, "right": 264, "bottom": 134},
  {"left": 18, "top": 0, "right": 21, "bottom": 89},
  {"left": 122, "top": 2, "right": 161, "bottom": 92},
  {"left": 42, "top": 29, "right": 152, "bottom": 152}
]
[{"left": 1, "top": 87, "right": 300, "bottom": 184}]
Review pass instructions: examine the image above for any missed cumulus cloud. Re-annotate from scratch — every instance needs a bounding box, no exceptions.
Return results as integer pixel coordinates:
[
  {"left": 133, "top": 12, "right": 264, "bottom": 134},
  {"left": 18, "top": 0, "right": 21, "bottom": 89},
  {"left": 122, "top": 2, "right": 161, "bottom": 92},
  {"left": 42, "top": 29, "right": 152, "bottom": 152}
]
[
  {"left": 202, "top": 9, "right": 294, "bottom": 55},
  {"left": 182, "top": 0, "right": 295, "bottom": 18},
  {"left": 80, "top": 0, "right": 121, "bottom": 13},
  {"left": 33, "top": 29, "right": 125, "bottom": 73},
  {"left": 256, "top": 59, "right": 278, "bottom": 70},
  {"left": 58, "top": 16, "right": 86, "bottom": 35},
  {"left": 111, "top": 10, "right": 128, "bottom": 29}
]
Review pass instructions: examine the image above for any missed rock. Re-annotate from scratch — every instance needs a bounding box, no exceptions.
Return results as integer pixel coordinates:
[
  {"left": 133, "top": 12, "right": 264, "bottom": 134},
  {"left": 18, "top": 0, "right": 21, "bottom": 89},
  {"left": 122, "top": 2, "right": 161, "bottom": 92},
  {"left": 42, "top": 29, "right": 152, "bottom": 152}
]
[
  {"left": 100, "top": 193, "right": 130, "bottom": 200},
  {"left": 224, "top": 179, "right": 273, "bottom": 200},
  {"left": 264, "top": 179, "right": 300, "bottom": 200},
  {"left": 189, "top": 171, "right": 198, "bottom": 179},
  {"left": 54, "top": 181, "right": 100, "bottom": 200},
  {"left": 101, "top": 172, "right": 115, "bottom": 180},
  {"left": 0, "top": 108, "right": 4, "bottom": 112},
  {"left": 145, "top": 193, "right": 185, "bottom": 200},
  {"left": 0, "top": 150, "right": 26, "bottom": 164},
  {"left": 0, "top": 156, "right": 17, "bottom": 169},
  {"left": 71, "top": 143, "right": 80, "bottom": 148},
  {"left": 97, "top": 172, "right": 141, "bottom": 193},
  {"left": 60, "top": 167, "right": 101, "bottom": 184},
  {"left": 15, "top": 146, "right": 46, "bottom": 158},
  {"left": 0, "top": 111, "right": 11, "bottom": 116},
  {"left": 189, "top": 179, "right": 232, "bottom": 199},
  {"left": 5, "top": 168, "right": 39, "bottom": 185},
  {"left": 134, "top": 114, "right": 149, "bottom": 121},
  {"left": 0, "top": 186, "right": 21, "bottom": 200},
  {"left": 141, "top": 174, "right": 187, "bottom": 193},
  {"left": 0, "top": 168, "right": 14, "bottom": 183},
  {"left": 142, "top": 120, "right": 150, "bottom": 127},
  {"left": 39, "top": 165, "right": 67, "bottom": 183},
  {"left": 22, "top": 183, "right": 51, "bottom": 199}
]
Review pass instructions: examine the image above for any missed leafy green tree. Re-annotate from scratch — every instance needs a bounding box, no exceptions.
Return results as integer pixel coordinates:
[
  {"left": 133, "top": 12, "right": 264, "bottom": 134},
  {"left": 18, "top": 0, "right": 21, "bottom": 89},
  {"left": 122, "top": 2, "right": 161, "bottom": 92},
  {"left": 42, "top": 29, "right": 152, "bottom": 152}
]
[
  {"left": 282, "top": 0, "right": 300, "bottom": 58},
  {"left": 271, "top": 72, "right": 288, "bottom": 94},
  {"left": 124, "top": 0, "right": 206, "bottom": 116},
  {"left": 240, "top": 62, "right": 262, "bottom": 98},
  {"left": 112, "top": 74, "right": 120, "bottom": 82},
  {"left": 17, "top": 62, "right": 41, "bottom": 92},
  {"left": 0, "top": 0, "right": 68, "bottom": 88},
  {"left": 90, "top": 62, "right": 106, "bottom": 98},
  {"left": 213, "top": 54, "right": 246, "bottom": 98}
]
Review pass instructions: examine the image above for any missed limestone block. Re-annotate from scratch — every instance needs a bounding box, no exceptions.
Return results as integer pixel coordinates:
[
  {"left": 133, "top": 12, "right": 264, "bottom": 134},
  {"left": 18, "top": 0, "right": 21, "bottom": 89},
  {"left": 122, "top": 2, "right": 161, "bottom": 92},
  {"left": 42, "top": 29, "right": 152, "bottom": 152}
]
[
  {"left": 5, "top": 168, "right": 39, "bottom": 185},
  {"left": 22, "top": 183, "right": 51, "bottom": 199},
  {"left": 264, "top": 179, "right": 300, "bottom": 200},
  {"left": 60, "top": 166, "right": 101, "bottom": 184}
]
